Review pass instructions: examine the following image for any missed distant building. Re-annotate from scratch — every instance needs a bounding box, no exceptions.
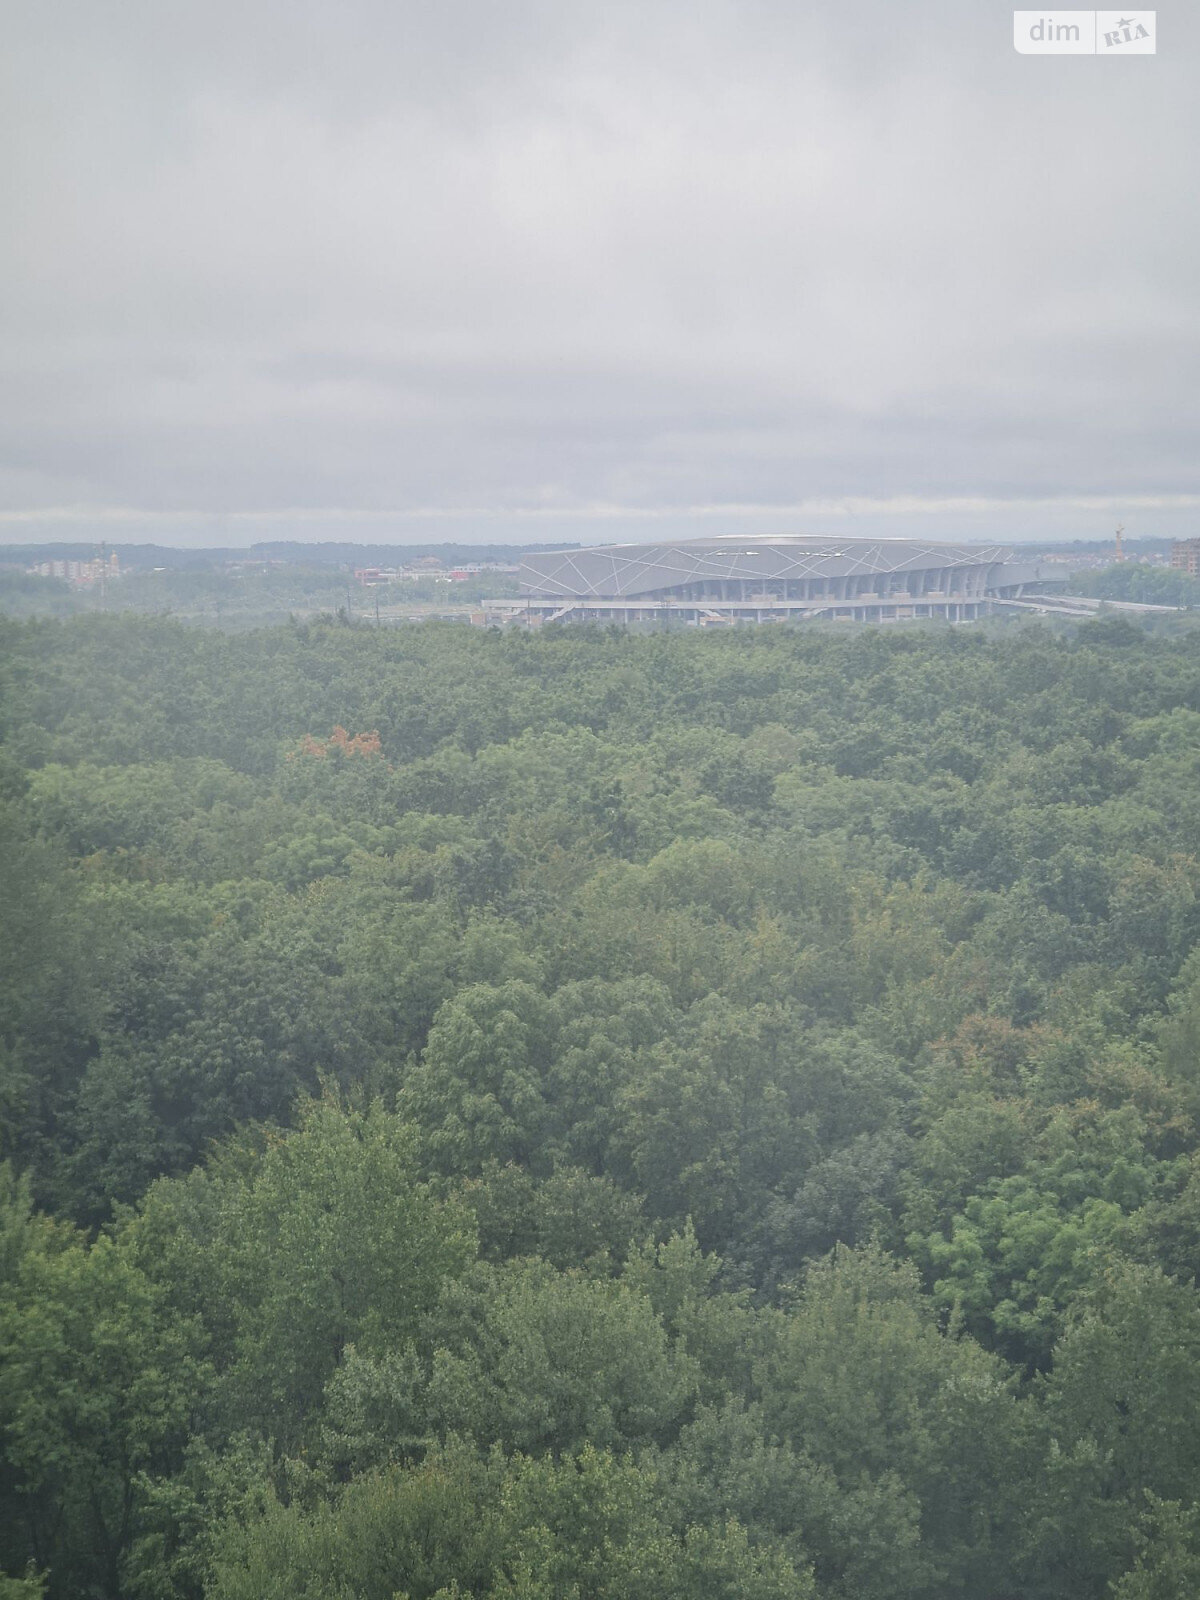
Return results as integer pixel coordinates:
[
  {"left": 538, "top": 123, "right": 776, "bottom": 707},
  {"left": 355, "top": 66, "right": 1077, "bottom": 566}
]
[
  {"left": 485, "top": 535, "right": 1064, "bottom": 627},
  {"left": 31, "top": 552, "right": 120, "bottom": 586},
  {"left": 1170, "top": 539, "right": 1200, "bottom": 577}
]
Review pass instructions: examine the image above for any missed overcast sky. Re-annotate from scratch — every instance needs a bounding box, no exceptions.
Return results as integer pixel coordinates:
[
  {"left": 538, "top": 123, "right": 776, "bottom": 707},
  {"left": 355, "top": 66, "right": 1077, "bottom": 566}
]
[{"left": 3, "top": 0, "right": 1197, "bottom": 547}]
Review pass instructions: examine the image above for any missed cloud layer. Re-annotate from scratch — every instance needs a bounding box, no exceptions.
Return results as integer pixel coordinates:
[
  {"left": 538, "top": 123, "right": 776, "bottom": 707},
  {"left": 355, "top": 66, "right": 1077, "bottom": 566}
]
[{"left": 3, "top": 0, "right": 1197, "bottom": 545}]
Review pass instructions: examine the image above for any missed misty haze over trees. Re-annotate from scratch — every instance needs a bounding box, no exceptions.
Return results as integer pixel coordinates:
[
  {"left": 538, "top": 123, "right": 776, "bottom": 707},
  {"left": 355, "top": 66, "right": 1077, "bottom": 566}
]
[
  {"left": 6, "top": 612, "right": 1200, "bottom": 1597},
  {"left": 3, "top": 0, "right": 1199, "bottom": 1589}
]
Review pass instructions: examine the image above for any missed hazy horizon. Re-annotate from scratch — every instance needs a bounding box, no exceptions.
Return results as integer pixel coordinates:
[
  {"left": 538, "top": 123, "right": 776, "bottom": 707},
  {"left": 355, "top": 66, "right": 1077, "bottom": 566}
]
[{"left": 4, "top": 1, "right": 1197, "bottom": 548}]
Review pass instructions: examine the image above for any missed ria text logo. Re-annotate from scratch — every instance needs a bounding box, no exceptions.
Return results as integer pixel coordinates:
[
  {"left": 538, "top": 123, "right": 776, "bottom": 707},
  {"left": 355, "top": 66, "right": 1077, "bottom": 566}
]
[{"left": 1013, "top": 11, "right": 1156, "bottom": 52}]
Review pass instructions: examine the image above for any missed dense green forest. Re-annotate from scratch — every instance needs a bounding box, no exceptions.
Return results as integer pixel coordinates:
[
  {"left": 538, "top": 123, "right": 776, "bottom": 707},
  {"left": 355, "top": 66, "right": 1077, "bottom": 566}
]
[{"left": 7, "top": 613, "right": 1200, "bottom": 1598}]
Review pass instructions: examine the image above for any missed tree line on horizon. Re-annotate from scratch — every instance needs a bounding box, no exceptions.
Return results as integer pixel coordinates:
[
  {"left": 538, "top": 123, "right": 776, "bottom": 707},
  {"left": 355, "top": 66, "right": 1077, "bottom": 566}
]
[{"left": 3, "top": 555, "right": 1199, "bottom": 625}]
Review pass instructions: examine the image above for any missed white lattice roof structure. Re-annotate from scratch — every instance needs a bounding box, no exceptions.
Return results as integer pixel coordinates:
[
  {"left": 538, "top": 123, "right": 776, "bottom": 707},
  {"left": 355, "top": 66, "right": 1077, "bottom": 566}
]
[
  {"left": 482, "top": 535, "right": 1064, "bottom": 626},
  {"left": 520, "top": 537, "right": 1012, "bottom": 598}
]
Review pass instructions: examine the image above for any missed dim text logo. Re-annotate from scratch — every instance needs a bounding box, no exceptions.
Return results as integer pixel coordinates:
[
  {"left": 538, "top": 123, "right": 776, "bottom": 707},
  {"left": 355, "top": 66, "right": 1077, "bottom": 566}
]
[{"left": 1013, "top": 10, "right": 1156, "bottom": 52}]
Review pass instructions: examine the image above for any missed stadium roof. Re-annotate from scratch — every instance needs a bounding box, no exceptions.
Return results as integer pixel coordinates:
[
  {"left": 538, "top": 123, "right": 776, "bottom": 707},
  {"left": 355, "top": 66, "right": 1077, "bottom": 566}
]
[{"left": 520, "top": 536, "right": 1011, "bottom": 599}]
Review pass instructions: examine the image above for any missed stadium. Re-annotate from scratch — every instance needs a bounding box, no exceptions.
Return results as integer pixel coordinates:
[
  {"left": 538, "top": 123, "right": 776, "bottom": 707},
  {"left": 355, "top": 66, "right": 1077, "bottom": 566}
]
[{"left": 484, "top": 535, "right": 1065, "bottom": 626}]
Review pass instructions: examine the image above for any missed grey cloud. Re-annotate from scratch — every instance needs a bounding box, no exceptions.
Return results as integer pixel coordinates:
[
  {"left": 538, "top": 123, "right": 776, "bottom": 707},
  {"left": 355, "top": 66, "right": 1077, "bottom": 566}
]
[{"left": 2, "top": 0, "right": 1198, "bottom": 545}]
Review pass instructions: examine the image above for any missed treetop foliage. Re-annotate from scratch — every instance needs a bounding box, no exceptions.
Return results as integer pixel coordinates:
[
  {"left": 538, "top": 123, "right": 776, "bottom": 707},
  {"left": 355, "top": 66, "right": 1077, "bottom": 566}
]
[{"left": 5, "top": 613, "right": 1200, "bottom": 1597}]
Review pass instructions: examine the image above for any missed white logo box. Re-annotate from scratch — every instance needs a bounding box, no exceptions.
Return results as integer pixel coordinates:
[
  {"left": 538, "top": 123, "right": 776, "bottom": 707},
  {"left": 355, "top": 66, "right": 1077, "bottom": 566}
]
[{"left": 1013, "top": 11, "right": 1156, "bottom": 53}]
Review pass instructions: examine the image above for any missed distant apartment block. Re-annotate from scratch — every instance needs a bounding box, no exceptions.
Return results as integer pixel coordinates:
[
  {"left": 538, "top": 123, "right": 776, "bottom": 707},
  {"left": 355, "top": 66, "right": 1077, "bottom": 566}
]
[
  {"left": 31, "top": 553, "right": 120, "bottom": 586},
  {"left": 1170, "top": 539, "right": 1200, "bottom": 577}
]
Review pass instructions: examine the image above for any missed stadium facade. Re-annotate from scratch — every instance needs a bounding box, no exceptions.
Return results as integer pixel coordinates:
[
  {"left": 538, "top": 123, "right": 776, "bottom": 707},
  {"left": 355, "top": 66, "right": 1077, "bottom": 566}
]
[{"left": 484, "top": 536, "right": 1065, "bottom": 626}]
